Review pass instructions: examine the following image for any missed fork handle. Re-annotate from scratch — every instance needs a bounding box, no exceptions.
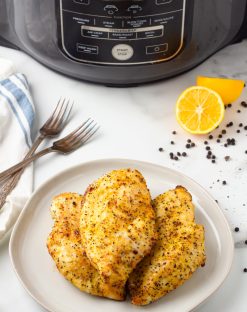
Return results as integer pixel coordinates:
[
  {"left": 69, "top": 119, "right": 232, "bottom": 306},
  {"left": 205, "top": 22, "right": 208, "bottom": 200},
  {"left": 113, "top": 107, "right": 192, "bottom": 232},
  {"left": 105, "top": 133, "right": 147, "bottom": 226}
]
[
  {"left": 0, "top": 135, "right": 45, "bottom": 210},
  {"left": 0, "top": 147, "right": 54, "bottom": 183}
]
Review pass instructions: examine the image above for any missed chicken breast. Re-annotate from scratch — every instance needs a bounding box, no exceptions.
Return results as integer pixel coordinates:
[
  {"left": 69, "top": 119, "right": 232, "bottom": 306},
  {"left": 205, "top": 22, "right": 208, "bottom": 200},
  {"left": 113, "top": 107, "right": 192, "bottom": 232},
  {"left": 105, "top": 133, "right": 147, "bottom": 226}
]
[
  {"left": 80, "top": 169, "right": 157, "bottom": 292},
  {"left": 128, "top": 186, "right": 206, "bottom": 305},
  {"left": 47, "top": 193, "right": 124, "bottom": 300}
]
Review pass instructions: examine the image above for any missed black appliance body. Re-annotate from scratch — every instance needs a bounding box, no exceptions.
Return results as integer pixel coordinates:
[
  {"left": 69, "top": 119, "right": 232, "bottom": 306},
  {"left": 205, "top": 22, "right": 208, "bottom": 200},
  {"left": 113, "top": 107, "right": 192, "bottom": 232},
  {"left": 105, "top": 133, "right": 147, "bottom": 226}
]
[{"left": 0, "top": 0, "right": 247, "bottom": 86}]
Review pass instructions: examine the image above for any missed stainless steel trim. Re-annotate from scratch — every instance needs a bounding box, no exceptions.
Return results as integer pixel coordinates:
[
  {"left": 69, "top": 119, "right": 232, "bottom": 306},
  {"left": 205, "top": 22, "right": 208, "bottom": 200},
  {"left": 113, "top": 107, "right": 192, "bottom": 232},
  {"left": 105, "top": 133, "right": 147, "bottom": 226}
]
[{"left": 81, "top": 25, "right": 164, "bottom": 40}]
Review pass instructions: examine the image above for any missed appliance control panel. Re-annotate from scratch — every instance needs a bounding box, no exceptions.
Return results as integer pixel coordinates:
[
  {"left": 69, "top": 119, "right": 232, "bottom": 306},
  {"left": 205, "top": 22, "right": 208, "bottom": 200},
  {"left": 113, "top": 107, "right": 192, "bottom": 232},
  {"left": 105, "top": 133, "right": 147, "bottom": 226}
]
[{"left": 58, "top": 0, "right": 186, "bottom": 65}]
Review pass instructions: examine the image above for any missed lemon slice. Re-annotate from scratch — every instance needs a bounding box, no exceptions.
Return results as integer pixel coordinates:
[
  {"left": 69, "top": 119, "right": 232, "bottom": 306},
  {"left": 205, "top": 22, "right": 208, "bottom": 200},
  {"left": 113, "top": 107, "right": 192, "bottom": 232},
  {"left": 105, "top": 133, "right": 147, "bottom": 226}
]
[
  {"left": 176, "top": 86, "right": 225, "bottom": 134},
  {"left": 197, "top": 76, "right": 245, "bottom": 105}
]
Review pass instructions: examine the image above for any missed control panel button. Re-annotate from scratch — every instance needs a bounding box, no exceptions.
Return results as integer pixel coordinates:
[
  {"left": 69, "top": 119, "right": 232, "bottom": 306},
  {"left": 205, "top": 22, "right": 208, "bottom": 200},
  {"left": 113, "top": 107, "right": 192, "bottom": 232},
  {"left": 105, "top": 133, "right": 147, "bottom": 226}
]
[
  {"left": 109, "top": 31, "right": 136, "bottom": 40},
  {"left": 82, "top": 27, "right": 109, "bottom": 39},
  {"left": 96, "top": 18, "right": 122, "bottom": 29},
  {"left": 137, "top": 27, "right": 163, "bottom": 39},
  {"left": 125, "top": 19, "right": 149, "bottom": 28},
  {"left": 77, "top": 43, "right": 98, "bottom": 54},
  {"left": 104, "top": 5, "right": 119, "bottom": 15},
  {"left": 72, "top": 16, "right": 93, "bottom": 26},
  {"left": 112, "top": 44, "right": 134, "bottom": 61},
  {"left": 73, "top": 0, "right": 90, "bottom": 4},
  {"left": 146, "top": 44, "right": 168, "bottom": 54},
  {"left": 126, "top": 5, "right": 143, "bottom": 14}
]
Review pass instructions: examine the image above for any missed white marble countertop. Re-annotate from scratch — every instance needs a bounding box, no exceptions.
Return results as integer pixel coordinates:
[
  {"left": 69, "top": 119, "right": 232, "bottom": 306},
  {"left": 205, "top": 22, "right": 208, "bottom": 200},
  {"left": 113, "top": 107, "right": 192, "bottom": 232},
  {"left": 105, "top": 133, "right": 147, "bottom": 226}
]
[{"left": 0, "top": 40, "right": 247, "bottom": 312}]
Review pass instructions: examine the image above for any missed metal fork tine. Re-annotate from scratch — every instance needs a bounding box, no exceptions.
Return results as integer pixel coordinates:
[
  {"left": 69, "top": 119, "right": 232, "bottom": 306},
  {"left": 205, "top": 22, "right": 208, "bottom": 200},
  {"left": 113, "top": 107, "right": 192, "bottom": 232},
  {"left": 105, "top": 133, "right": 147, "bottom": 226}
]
[
  {"left": 72, "top": 125, "right": 100, "bottom": 149},
  {"left": 52, "top": 99, "right": 70, "bottom": 128},
  {"left": 58, "top": 118, "right": 91, "bottom": 142},
  {"left": 67, "top": 119, "right": 95, "bottom": 144},
  {"left": 71, "top": 122, "right": 97, "bottom": 145},
  {"left": 83, "top": 125, "right": 100, "bottom": 144},
  {"left": 63, "top": 101, "right": 74, "bottom": 126},
  {"left": 50, "top": 98, "right": 63, "bottom": 121},
  {"left": 49, "top": 98, "right": 66, "bottom": 128}
]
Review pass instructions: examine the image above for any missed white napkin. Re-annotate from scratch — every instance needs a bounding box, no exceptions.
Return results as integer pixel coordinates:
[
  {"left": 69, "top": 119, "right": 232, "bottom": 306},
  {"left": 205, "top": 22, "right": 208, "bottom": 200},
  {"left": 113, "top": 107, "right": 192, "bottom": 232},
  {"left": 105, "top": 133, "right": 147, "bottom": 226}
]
[{"left": 0, "top": 58, "right": 35, "bottom": 241}]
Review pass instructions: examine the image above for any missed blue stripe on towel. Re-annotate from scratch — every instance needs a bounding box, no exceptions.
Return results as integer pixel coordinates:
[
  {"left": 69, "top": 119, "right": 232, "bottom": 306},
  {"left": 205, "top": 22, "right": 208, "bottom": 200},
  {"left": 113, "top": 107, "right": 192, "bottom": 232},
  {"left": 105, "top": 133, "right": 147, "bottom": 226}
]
[
  {"left": 0, "top": 90, "right": 31, "bottom": 147},
  {"left": 1, "top": 78, "right": 35, "bottom": 130}
]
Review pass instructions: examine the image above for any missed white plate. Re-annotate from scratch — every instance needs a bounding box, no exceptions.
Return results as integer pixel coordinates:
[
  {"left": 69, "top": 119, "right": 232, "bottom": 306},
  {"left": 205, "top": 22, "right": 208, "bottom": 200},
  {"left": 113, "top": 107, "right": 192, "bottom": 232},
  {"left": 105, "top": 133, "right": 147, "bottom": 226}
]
[{"left": 9, "top": 159, "right": 234, "bottom": 312}]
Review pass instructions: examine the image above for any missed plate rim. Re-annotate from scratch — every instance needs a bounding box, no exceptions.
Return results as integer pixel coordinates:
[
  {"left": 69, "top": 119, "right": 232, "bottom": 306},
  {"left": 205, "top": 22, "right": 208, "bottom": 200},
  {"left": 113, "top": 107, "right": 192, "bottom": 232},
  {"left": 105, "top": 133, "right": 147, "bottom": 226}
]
[{"left": 9, "top": 158, "right": 234, "bottom": 312}]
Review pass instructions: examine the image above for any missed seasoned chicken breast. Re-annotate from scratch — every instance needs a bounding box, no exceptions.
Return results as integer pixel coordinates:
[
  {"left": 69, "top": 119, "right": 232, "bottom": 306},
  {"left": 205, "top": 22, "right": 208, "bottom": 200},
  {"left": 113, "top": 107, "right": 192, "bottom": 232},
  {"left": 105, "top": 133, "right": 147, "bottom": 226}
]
[
  {"left": 80, "top": 169, "right": 157, "bottom": 292},
  {"left": 47, "top": 193, "right": 124, "bottom": 300},
  {"left": 128, "top": 186, "right": 206, "bottom": 305}
]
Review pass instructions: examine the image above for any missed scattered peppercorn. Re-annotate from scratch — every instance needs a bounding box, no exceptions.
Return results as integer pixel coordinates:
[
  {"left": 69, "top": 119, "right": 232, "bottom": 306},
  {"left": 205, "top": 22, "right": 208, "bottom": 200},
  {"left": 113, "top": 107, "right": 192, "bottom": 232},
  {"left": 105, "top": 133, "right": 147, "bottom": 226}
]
[
  {"left": 239, "top": 123, "right": 243, "bottom": 127},
  {"left": 224, "top": 156, "right": 230, "bottom": 161},
  {"left": 186, "top": 144, "right": 191, "bottom": 148},
  {"left": 222, "top": 180, "right": 227, "bottom": 185},
  {"left": 206, "top": 146, "right": 210, "bottom": 151},
  {"left": 177, "top": 152, "right": 181, "bottom": 156},
  {"left": 171, "top": 141, "right": 175, "bottom": 145},
  {"left": 212, "top": 155, "right": 216, "bottom": 159},
  {"left": 174, "top": 156, "right": 179, "bottom": 161},
  {"left": 212, "top": 159, "right": 216, "bottom": 163},
  {"left": 244, "top": 126, "right": 247, "bottom": 130},
  {"left": 227, "top": 104, "right": 232, "bottom": 108},
  {"left": 237, "top": 110, "right": 241, "bottom": 113},
  {"left": 187, "top": 139, "right": 191, "bottom": 143},
  {"left": 237, "top": 130, "right": 241, "bottom": 133},
  {"left": 244, "top": 268, "right": 247, "bottom": 273},
  {"left": 209, "top": 135, "right": 213, "bottom": 139},
  {"left": 215, "top": 199, "right": 218, "bottom": 203},
  {"left": 204, "top": 141, "right": 208, "bottom": 145},
  {"left": 208, "top": 151, "right": 212, "bottom": 155},
  {"left": 222, "top": 129, "right": 226, "bottom": 134},
  {"left": 191, "top": 142, "right": 195, "bottom": 147},
  {"left": 217, "top": 139, "right": 220, "bottom": 143},
  {"left": 224, "top": 143, "right": 228, "bottom": 147},
  {"left": 172, "top": 131, "right": 177, "bottom": 135},
  {"left": 241, "top": 101, "right": 247, "bottom": 107},
  {"left": 218, "top": 134, "right": 222, "bottom": 138},
  {"left": 234, "top": 227, "right": 239, "bottom": 232},
  {"left": 245, "top": 240, "right": 247, "bottom": 245},
  {"left": 182, "top": 152, "right": 187, "bottom": 157},
  {"left": 159, "top": 147, "right": 164, "bottom": 152}
]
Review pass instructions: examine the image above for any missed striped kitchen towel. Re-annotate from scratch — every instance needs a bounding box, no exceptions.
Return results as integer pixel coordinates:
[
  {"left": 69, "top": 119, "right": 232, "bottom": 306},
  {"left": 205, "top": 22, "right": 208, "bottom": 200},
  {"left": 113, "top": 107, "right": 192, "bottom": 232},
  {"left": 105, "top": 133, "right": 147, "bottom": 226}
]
[{"left": 0, "top": 58, "right": 35, "bottom": 241}]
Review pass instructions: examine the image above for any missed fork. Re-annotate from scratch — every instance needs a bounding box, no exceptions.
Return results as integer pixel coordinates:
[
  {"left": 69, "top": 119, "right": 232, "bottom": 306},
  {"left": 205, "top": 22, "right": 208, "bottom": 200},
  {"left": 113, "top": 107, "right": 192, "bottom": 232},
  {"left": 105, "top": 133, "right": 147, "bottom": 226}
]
[
  {"left": 0, "top": 119, "right": 99, "bottom": 182},
  {"left": 0, "top": 99, "right": 72, "bottom": 210}
]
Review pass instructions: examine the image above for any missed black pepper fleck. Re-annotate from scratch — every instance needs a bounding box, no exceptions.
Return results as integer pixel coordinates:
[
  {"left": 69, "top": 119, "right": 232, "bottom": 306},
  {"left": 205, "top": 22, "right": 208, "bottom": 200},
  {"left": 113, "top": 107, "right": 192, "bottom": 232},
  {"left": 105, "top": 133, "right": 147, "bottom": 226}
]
[
  {"left": 222, "top": 180, "right": 227, "bottom": 185},
  {"left": 159, "top": 147, "right": 164, "bottom": 152},
  {"left": 234, "top": 227, "right": 239, "bottom": 232}
]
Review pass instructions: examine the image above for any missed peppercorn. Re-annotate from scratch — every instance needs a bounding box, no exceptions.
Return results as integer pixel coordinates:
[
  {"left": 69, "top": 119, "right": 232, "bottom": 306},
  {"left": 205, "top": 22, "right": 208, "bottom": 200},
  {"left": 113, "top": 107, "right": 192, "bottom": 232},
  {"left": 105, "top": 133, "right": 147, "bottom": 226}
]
[
  {"left": 244, "top": 268, "right": 247, "bottom": 273},
  {"left": 191, "top": 142, "right": 195, "bottom": 147},
  {"left": 204, "top": 141, "right": 208, "bottom": 145},
  {"left": 212, "top": 159, "right": 216, "bottom": 163},
  {"left": 222, "top": 180, "right": 227, "bottom": 185},
  {"left": 239, "top": 123, "right": 243, "bottom": 127},
  {"left": 159, "top": 147, "right": 164, "bottom": 152},
  {"left": 187, "top": 139, "right": 191, "bottom": 143},
  {"left": 225, "top": 156, "right": 230, "bottom": 161},
  {"left": 234, "top": 227, "right": 239, "bottom": 232},
  {"left": 172, "top": 131, "right": 177, "bottom": 135},
  {"left": 222, "top": 129, "right": 226, "bottom": 134},
  {"left": 171, "top": 141, "right": 175, "bottom": 145},
  {"left": 209, "top": 135, "right": 213, "bottom": 139},
  {"left": 177, "top": 152, "right": 181, "bottom": 156},
  {"left": 182, "top": 152, "right": 187, "bottom": 157},
  {"left": 186, "top": 144, "right": 191, "bottom": 148},
  {"left": 217, "top": 139, "right": 220, "bottom": 143},
  {"left": 206, "top": 146, "right": 210, "bottom": 151}
]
